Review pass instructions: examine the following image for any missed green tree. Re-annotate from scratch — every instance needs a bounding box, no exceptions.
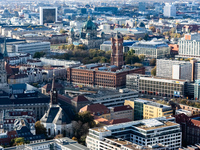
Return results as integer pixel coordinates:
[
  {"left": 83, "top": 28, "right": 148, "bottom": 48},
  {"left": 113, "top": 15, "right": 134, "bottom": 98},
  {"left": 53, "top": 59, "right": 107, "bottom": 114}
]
[
  {"left": 11, "top": 137, "right": 25, "bottom": 146},
  {"left": 151, "top": 66, "right": 156, "bottom": 76},
  {"left": 100, "top": 57, "right": 108, "bottom": 63},
  {"left": 171, "top": 28, "right": 176, "bottom": 33},
  {"left": 75, "top": 111, "right": 96, "bottom": 128},
  {"left": 60, "top": 29, "right": 66, "bottom": 34},
  {"left": 124, "top": 55, "right": 140, "bottom": 65},
  {"left": 180, "top": 99, "right": 187, "bottom": 105},
  {"left": 133, "top": 63, "right": 143, "bottom": 67},
  {"left": 67, "top": 44, "right": 74, "bottom": 50},
  {"left": 33, "top": 51, "right": 46, "bottom": 58},
  {"left": 127, "top": 49, "right": 135, "bottom": 56},
  {"left": 149, "top": 58, "right": 156, "bottom": 66},
  {"left": 138, "top": 37, "right": 143, "bottom": 41},
  {"left": 35, "top": 121, "right": 47, "bottom": 136},
  {"left": 123, "top": 36, "right": 131, "bottom": 40},
  {"left": 138, "top": 54, "right": 146, "bottom": 62},
  {"left": 149, "top": 26, "right": 156, "bottom": 32}
]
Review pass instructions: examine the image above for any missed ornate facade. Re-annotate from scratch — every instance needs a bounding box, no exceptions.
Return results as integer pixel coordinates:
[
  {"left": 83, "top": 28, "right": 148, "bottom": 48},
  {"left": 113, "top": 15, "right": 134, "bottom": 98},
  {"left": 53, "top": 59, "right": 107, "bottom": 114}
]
[
  {"left": 40, "top": 74, "right": 72, "bottom": 137},
  {"left": 68, "top": 18, "right": 105, "bottom": 49}
]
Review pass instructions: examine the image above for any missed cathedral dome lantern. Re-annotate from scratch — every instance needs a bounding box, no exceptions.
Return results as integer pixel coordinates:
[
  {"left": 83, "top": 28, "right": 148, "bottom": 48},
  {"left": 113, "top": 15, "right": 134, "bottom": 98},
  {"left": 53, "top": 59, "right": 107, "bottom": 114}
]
[{"left": 82, "top": 18, "right": 97, "bottom": 31}]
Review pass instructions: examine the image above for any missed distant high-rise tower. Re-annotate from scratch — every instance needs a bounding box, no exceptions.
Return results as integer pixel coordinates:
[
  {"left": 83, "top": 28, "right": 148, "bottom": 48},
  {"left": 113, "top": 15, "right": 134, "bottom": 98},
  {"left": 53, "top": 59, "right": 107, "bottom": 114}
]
[
  {"left": 138, "top": 2, "right": 146, "bottom": 12},
  {"left": 164, "top": 3, "right": 176, "bottom": 17},
  {"left": 40, "top": 7, "right": 57, "bottom": 25},
  {"left": 111, "top": 32, "right": 124, "bottom": 68}
]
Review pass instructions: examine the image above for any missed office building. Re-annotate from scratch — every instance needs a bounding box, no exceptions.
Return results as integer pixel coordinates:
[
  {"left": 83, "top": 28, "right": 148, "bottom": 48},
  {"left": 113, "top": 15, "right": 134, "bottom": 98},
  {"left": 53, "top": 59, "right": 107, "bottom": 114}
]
[
  {"left": 131, "top": 39, "right": 170, "bottom": 59},
  {"left": 40, "top": 57, "right": 81, "bottom": 68},
  {"left": 194, "top": 80, "right": 200, "bottom": 100},
  {"left": 85, "top": 88, "right": 138, "bottom": 107},
  {"left": 4, "top": 137, "right": 89, "bottom": 150},
  {"left": 126, "top": 74, "right": 187, "bottom": 98},
  {"left": 100, "top": 40, "right": 136, "bottom": 52},
  {"left": 139, "top": 76, "right": 187, "bottom": 98},
  {"left": 172, "top": 63, "right": 192, "bottom": 81},
  {"left": 40, "top": 7, "right": 57, "bottom": 25},
  {"left": 178, "top": 33, "right": 200, "bottom": 59},
  {"left": 124, "top": 99, "right": 173, "bottom": 121},
  {"left": 126, "top": 74, "right": 140, "bottom": 90},
  {"left": 67, "top": 64, "right": 145, "bottom": 89},
  {"left": 156, "top": 59, "right": 194, "bottom": 81},
  {"left": 14, "top": 42, "right": 50, "bottom": 55},
  {"left": 86, "top": 117, "right": 181, "bottom": 150},
  {"left": 163, "top": 3, "right": 176, "bottom": 17}
]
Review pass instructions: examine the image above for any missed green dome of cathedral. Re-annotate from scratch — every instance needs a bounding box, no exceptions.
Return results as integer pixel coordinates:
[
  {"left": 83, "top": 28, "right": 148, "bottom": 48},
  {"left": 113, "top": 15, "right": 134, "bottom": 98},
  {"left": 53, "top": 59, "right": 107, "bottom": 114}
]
[{"left": 82, "top": 18, "right": 97, "bottom": 30}]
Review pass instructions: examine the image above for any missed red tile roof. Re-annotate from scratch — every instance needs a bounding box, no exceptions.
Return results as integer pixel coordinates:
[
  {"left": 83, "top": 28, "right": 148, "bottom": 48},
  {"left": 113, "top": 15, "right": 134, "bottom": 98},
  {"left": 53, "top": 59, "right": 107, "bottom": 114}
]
[
  {"left": 72, "top": 95, "right": 89, "bottom": 103},
  {"left": 9, "top": 74, "right": 28, "bottom": 79},
  {"left": 113, "top": 105, "right": 132, "bottom": 112},
  {"left": 58, "top": 94, "right": 71, "bottom": 104},
  {"left": 108, "top": 118, "right": 132, "bottom": 125},
  {"left": 42, "top": 83, "right": 63, "bottom": 92},
  {"left": 80, "top": 104, "right": 109, "bottom": 115}
]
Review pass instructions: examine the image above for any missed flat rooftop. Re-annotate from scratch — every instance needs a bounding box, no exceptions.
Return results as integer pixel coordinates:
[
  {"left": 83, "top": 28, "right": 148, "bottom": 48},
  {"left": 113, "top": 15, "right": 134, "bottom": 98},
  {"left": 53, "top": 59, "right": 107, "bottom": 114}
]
[
  {"left": 134, "top": 98, "right": 171, "bottom": 110},
  {"left": 140, "top": 76, "right": 187, "bottom": 82},
  {"left": 138, "top": 121, "right": 177, "bottom": 131}
]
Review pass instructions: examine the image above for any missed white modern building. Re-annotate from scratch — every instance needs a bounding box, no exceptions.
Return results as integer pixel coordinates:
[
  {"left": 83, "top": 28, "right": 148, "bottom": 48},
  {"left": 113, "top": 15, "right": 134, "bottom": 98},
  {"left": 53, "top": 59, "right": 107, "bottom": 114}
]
[
  {"left": 40, "top": 7, "right": 57, "bottom": 25},
  {"left": 130, "top": 39, "right": 170, "bottom": 59},
  {"left": 40, "top": 57, "right": 81, "bottom": 68},
  {"left": 172, "top": 63, "right": 192, "bottom": 81},
  {"left": 86, "top": 117, "right": 182, "bottom": 150},
  {"left": 156, "top": 59, "right": 193, "bottom": 80},
  {"left": 178, "top": 33, "right": 200, "bottom": 58},
  {"left": 14, "top": 42, "right": 50, "bottom": 55},
  {"left": 4, "top": 137, "right": 89, "bottom": 150},
  {"left": 163, "top": 3, "right": 176, "bottom": 17}
]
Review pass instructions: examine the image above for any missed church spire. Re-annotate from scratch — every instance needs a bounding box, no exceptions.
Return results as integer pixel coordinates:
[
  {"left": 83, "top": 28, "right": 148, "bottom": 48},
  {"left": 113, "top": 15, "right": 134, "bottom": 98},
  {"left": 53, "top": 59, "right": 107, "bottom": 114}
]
[
  {"left": 3, "top": 38, "right": 8, "bottom": 58},
  {"left": 50, "top": 71, "right": 58, "bottom": 105}
]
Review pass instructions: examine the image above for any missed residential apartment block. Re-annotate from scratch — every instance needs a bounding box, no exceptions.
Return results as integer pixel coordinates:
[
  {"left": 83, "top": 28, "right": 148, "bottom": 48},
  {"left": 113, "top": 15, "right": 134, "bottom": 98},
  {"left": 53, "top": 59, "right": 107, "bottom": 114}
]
[
  {"left": 125, "top": 99, "right": 173, "bottom": 121},
  {"left": 86, "top": 117, "right": 181, "bottom": 150}
]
